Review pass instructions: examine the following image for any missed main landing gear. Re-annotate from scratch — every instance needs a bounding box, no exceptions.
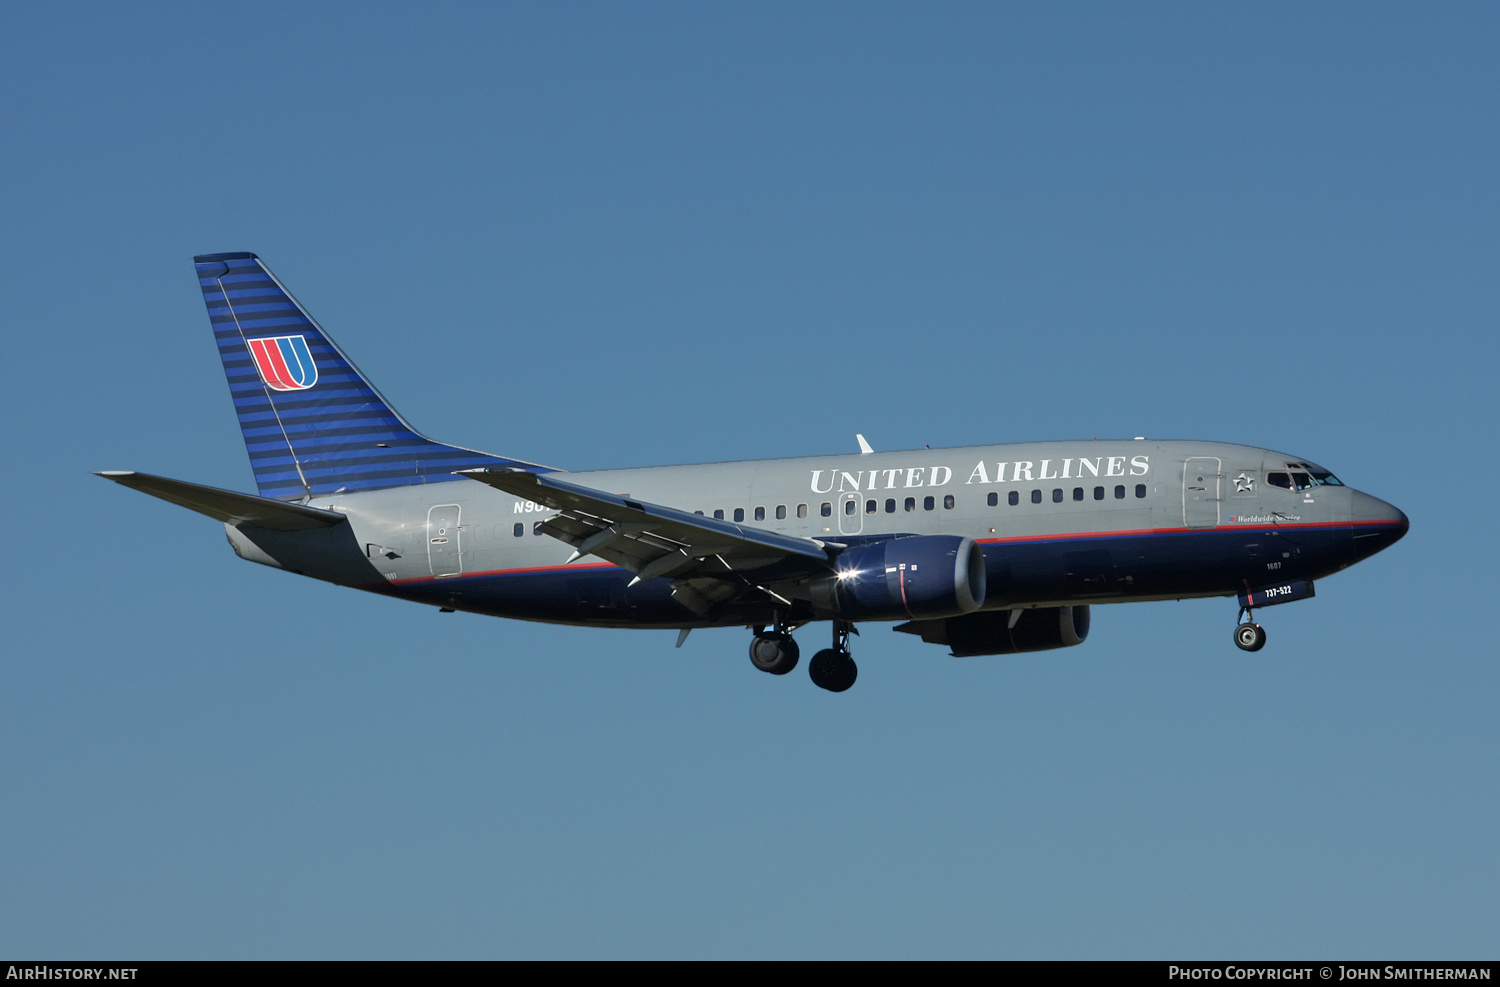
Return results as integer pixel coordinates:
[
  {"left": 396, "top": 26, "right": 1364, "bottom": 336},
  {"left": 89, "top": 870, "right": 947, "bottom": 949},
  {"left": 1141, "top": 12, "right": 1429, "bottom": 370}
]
[
  {"left": 748, "top": 624, "right": 800, "bottom": 675},
  {"left": 747, "top": 620, "right": 859, "bottom": 691},
  {"left": 809, "top": 621, "right": 858, "bottom": 693},
  {"left": 1233, "top": 607, "right": 1267, "bottom": 652}
]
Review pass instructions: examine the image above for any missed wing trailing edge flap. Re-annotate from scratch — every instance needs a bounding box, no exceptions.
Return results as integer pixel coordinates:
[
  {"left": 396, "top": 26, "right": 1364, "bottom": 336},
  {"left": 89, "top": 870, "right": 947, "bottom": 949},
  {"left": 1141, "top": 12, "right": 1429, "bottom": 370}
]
[
  {"left": 457, "top": 469, "right": 836, "bottom": 610},
  {"left": 95, "top": 471, "right": 347, "bottom": 531}
]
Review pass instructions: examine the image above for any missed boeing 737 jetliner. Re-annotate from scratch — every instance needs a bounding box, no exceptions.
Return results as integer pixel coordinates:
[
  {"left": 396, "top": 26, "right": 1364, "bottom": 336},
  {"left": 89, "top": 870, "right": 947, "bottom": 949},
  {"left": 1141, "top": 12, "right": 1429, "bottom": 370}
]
[{"left": 99, "top": 253, "right": 1409, "bottom": 692}]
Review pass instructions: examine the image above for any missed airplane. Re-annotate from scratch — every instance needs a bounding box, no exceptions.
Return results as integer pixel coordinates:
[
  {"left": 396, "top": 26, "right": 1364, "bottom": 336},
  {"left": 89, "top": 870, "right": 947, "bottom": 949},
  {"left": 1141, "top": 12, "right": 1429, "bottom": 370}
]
[{"left": 98, "top": 252, "right": 1409, "bottom": 692}]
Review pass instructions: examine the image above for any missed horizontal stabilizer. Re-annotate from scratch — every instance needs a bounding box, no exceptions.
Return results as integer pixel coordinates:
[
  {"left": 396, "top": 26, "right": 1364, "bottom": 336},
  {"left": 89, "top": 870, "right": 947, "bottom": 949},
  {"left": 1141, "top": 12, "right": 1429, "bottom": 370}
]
[{"left": 95, "top": 471, "right": 347, "bottom": 530}]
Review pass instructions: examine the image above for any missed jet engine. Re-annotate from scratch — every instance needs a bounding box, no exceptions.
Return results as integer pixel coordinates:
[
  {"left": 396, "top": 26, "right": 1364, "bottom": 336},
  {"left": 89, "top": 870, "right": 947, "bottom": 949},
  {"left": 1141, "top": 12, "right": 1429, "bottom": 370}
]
[
  {"left": 896, "top": 605, "right": 1091, "bottom": 656},
  {"left": 808, "top": 535, "right": 987, "bottom": 620}
]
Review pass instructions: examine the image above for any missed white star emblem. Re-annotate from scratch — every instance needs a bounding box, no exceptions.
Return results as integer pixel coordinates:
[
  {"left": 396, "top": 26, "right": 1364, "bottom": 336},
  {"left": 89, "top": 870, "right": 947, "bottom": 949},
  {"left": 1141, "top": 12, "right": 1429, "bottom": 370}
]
[{"left": 1234, "top": 472, "right": 1255, "bottom": 493}]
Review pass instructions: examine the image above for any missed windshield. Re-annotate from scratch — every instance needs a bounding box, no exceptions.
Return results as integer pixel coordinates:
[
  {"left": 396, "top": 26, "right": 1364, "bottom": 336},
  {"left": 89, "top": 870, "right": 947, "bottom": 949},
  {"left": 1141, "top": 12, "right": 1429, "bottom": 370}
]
[{"left": 1268, "top": 463, "right": 1343, "bottom": 490}]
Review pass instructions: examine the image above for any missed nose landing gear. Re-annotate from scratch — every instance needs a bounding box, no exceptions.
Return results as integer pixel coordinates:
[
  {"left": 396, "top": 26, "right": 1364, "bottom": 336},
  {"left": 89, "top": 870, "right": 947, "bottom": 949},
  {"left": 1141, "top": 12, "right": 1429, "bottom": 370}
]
[
  {"left": 1233, "top": 621, "right": 1267, "bottom": 652},
  {"left": 809, "top": 621, "right": 858, "bottom": 692},
  {"left": 1233, "top": 606, "right": 1267, "bottom": 652}
]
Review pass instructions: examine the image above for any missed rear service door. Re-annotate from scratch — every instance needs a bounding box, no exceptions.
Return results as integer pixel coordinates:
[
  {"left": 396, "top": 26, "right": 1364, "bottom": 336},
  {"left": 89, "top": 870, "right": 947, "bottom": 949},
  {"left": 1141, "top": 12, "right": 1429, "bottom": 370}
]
[{"left": 428, "top": 504, "right": 463, "bottom": 577}]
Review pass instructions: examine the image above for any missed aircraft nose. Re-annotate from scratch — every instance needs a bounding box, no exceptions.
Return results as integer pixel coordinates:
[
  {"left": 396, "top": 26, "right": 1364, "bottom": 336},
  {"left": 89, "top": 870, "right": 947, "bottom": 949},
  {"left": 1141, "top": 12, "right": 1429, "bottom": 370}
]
[{"left": 1349, "top": 490, "right": 1409, "bottom": 559}]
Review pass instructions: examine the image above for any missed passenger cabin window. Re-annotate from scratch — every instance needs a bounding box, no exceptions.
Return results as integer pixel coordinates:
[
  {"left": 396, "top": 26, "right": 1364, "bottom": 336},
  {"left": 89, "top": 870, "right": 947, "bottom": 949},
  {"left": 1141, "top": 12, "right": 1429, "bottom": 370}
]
[
  {"left": 754, "top": 506, "right": 765, "bottom": 521},
  {"left": 944, "top": 495, "right": 955, "bottom": 509},
  {"left": 987, "top": 492, "right": 998, "bottom": 507},
  {"left": 694, "top": 510, "right": 704, "bottom": 516},
  {"left": 734, "top": 508, "right": 745, "bottom": 522},
  {"left": 822, "top": 502, "right": 833, "bottom": 517},
  {"left": 885, "top": 498, "right": 896, "bottom": 513},
  {"left": 1009, "top": 491, "right": 1019, "bottom": 506},
  {"left": 1052, "top": 488, "right": 1063, "bottom": 503},
  {"left": 1094, "top": 486, "right": 1104, "bottom": 500},
  {"left": 1073, "top": 487, "right": 1084, "bottom": 501},
  {"left": 865, "top": 499, "right": 877, "bottom": 515},
  {"left": 776, "top": 505, "right": 787, "bottom": 520},
  {"left": 533, "top": 521, "right": 544, "bottom": 535},
  {"left": 713, "top": 509, "right": 724, "bottom": 520},
  {"left": 1135, "top": 484, "right": 1147, "bottom": 498},
  {"left": 797, "top": 504, "right": 808, "bottom": 519},
  {"left": 905, "top": 497, "right": 917, "bottom": 512},
  {"left": 844, "top": 500, "right": 856, "bottom": 516},
  {"left": 1032, "top": 489, "right": 1042, "bottom": 504},
  {"left": 1114, "top": 485, "right": 1125, "bottom": 499},
  {"left": 513, "top": 523, "right": 524, "bottom": 537},
  {"left": 924, "top": 496, "right": 935, "bottom": 511}
]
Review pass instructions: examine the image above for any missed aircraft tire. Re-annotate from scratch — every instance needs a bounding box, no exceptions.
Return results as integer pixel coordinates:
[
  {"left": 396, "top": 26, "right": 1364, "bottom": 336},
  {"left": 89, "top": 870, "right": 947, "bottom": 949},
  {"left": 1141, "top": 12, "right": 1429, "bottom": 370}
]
[
  {"left": 1233, "top": 623, "right": 1267, "bottom": 652},
  {"left": 749, "top": 633, "right": 800, "bottom": 675},
  {"left": 809, "top": 648, "right": 858, "bottom": 693}
]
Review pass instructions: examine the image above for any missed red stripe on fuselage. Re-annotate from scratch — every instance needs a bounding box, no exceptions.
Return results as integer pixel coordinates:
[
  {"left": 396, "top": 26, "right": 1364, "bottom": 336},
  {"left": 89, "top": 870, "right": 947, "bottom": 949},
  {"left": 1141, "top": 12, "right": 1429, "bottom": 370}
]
[
  {"left": 381, "top": 560, "right": 617, "bottom": 587},
  {"left": 977, "top": 518, "right": 1392, "bottom": 546},
  {"left": 371, "top": 519, "right": 1402, "bottom": 590}
]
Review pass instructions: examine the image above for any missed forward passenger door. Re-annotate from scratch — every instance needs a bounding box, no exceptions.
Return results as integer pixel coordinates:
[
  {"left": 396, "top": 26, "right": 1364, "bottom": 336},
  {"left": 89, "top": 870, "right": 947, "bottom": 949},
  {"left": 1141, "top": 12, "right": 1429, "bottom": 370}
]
[{"left": 1182, "top": 458, "right": 1222, "bottom": 528}]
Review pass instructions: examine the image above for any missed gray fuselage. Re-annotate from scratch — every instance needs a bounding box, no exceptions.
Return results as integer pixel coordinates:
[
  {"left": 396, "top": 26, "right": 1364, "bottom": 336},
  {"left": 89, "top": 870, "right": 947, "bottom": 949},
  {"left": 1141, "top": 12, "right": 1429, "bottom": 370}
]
[{"left": 225, "top": 438, "right": 1407, "bottom": 630}]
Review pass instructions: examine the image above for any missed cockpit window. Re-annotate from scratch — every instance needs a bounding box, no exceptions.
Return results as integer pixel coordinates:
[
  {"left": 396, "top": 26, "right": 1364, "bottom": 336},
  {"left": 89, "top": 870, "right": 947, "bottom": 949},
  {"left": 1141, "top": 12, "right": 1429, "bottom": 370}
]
[
  {"left": 1283, "top": 463, "right": 1343, "bottom": 486},
  {"left": 1268, "top": 471, "right": 1320, "bottom": 491}
]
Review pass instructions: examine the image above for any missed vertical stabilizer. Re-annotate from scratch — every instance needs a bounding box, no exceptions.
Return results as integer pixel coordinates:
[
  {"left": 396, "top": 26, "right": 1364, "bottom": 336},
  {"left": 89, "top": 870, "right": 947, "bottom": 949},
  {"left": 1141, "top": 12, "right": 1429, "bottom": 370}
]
[{"left": 194, "top": 252, "right": 548, "bottom": 500}]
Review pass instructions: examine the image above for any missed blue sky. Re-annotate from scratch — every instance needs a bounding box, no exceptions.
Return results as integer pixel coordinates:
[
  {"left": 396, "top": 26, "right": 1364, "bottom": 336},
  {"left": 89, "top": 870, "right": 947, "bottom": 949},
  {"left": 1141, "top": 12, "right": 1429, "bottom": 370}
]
[{"left": 2, "top": 1, "right": 1496, "bottom": 958}]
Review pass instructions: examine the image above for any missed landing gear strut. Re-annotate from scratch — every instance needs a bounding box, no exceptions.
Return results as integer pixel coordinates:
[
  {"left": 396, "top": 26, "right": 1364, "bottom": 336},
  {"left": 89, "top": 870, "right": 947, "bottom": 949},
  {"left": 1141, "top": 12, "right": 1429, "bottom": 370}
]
[
  {"left": 809, "top": 621, "right": 858, "bottom": 692},
  {"left": 1233, "top": 607, "right": 1267, "bottom": 652},
  {"left": 749, "top": 621, "right": 800, "bottom": 675}
]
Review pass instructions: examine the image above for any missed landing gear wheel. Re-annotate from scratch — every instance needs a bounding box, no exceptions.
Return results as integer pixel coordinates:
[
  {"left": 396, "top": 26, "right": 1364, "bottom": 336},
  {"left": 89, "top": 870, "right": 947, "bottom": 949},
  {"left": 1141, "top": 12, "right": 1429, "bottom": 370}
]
[
  {"left": 809, "top": 648, "right": 858, "bottom": 692},
  {"left": 1233, "top": 622, "right": 1267, "bottom": 652},
  {"left": 749, "top": 633, "right": 800, "bottom": 675}
]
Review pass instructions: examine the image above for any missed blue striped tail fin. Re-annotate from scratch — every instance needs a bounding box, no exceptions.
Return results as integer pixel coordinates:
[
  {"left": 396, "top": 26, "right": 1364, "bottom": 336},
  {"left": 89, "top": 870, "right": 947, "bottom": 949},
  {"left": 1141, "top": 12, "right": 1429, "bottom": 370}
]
[{"left": 194, "top": 252, "right": 548, "bottom": 500}]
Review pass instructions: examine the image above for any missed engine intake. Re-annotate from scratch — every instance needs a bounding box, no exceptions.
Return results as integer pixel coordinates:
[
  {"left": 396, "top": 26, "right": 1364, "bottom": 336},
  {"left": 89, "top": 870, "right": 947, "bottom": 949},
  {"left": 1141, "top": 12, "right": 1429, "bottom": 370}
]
[{"left": 808, "top": 535, "right": 987, "bottom": 620}]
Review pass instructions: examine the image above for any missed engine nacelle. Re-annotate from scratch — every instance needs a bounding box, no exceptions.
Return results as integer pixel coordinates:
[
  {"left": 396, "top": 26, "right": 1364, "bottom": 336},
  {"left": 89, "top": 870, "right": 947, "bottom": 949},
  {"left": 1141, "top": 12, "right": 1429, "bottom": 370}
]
[
  {"left": 808, "top": 535, "right": 987, "bottom": 621},
  {"left": 896, "top": 605, "right": 1091, "bottom": 656}
]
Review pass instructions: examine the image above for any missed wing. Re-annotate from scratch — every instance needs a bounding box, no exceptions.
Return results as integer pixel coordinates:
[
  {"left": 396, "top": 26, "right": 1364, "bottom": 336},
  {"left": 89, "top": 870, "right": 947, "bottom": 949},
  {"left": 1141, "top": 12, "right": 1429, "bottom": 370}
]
[{"left": 457, "top": 468, "right": 839, "bottom": 615}]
